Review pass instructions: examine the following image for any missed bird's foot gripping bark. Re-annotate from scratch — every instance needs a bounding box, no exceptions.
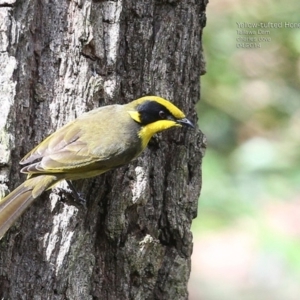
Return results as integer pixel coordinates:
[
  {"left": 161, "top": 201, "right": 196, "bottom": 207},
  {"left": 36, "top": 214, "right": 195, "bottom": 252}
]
[{"left": 56, "top": 180, "right": 87, "bottom": 209}]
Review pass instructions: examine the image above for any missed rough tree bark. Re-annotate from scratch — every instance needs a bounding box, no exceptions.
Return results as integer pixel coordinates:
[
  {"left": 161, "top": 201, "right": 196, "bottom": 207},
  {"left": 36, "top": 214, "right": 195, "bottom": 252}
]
[{"left": 0, "top": 0, "right": 207, "bottom": 299}]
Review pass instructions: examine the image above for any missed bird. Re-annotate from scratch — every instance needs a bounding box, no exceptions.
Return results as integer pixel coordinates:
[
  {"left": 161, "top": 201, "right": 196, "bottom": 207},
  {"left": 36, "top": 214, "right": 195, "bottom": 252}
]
[{"left": 0, "top": 95, "right": 194, "bottom": 239}]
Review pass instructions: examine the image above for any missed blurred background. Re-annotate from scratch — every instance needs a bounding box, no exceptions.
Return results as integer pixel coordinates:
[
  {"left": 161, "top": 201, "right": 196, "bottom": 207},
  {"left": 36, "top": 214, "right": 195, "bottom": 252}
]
[{"left": 189, "top": 0, "right": 300, "bottom": 299}]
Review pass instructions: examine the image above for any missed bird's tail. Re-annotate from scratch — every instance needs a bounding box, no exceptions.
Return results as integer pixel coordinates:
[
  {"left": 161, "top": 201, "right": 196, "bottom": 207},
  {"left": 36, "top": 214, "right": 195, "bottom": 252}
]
[{"left": 0, "top": 175, "right": 58, "bottom": 239}]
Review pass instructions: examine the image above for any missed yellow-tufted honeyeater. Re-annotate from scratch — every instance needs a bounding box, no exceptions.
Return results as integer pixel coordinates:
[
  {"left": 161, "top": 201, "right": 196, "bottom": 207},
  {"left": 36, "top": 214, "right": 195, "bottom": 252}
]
[{"left": 0, "top": 96, "right": 194, "bottom": 238}]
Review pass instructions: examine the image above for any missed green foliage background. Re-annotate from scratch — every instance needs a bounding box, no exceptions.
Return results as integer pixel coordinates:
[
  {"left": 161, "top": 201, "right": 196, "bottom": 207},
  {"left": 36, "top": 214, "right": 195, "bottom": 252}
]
[{"left": 190, "top": 1, "right": 300, "bottom": 298}]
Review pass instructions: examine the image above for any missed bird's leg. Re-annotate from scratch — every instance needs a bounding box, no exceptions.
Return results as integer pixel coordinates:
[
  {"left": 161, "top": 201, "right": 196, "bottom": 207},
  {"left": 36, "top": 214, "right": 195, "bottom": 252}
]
[{"left": 65, "top": 180, "right": 86, "bottom": 207}]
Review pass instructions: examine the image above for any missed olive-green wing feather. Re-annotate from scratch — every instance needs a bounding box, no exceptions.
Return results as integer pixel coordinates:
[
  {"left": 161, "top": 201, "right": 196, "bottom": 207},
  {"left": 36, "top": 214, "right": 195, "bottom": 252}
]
[
  {"left": 20, "top": 108, "right": 102, "bottom": 166},
  {"left": 20, "top": 105, "right": 141, "bottom": 175}
]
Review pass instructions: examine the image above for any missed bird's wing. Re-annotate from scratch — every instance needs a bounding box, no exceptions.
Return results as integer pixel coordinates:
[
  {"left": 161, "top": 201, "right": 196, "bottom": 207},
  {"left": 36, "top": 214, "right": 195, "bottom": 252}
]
[{"left": 20, "top": 106, "right": 135, "bottom": 174}]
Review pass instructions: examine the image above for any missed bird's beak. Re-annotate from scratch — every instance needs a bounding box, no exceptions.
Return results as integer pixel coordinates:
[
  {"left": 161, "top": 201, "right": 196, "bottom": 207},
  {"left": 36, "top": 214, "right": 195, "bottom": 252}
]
[{"left": 176, "top": 118, "right": 194, "bottom": 128}]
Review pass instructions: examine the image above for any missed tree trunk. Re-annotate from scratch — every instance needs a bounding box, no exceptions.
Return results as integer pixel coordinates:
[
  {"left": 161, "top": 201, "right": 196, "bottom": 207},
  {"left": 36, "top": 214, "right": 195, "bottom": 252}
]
[{"left": 0, "top": 0, "right": 206, "bottom": 299}]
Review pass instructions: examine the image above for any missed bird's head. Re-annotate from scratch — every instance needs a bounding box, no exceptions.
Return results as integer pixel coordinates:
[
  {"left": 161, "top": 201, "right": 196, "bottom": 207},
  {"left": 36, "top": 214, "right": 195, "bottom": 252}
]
[{"left": 127, "top": 96, "right": 194, "bottom": 148}]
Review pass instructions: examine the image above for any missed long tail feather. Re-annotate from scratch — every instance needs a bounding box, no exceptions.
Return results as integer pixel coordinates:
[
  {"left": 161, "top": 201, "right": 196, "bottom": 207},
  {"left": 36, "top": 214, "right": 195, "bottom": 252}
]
[{"left": 0, "top": 175, "right": 58, "bottom": 239}]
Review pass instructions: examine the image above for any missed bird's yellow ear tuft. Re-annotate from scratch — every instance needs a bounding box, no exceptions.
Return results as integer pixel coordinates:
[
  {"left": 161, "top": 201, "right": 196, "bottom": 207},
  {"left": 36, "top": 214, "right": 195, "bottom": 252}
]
[
  {"left": 127, "top": 111, "right": 141, "bottom": 123},
  {"left": 132, "top": 96, "right": 186, "bottom": 119}
]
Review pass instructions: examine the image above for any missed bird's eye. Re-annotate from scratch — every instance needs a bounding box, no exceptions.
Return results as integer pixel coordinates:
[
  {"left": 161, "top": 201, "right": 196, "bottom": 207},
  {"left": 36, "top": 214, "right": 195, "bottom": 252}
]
[{"left": 159, "top": 110, "right": 166, "bottom": 119}]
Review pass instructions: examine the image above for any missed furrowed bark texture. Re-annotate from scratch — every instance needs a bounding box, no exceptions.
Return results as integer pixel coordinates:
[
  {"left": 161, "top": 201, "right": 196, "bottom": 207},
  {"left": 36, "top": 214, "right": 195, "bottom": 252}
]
[{"left": 0, "top": 0, "right": 207, "bottom": 299}]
